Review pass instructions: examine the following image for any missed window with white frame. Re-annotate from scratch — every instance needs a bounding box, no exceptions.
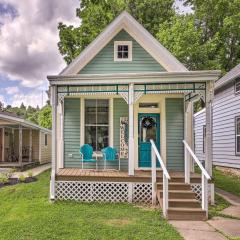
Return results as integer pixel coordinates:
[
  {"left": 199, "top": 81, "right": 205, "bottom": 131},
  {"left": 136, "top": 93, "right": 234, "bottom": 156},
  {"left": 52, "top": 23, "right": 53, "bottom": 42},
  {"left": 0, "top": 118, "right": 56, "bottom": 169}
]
[
  {"left": 84, "top": 99, "right": 109, "bottom": 151},
  {"left": 236, "top": 117, "right": 240, "bottom": 155},
  {"left": 114, "top": 41, "right": 132, "bottom": 61},
  {"left": 44, "top": 134, "right": 48, "bottom": 147},
  {"left": 235, "top": 78, "right": 240, "bottom": 94}
]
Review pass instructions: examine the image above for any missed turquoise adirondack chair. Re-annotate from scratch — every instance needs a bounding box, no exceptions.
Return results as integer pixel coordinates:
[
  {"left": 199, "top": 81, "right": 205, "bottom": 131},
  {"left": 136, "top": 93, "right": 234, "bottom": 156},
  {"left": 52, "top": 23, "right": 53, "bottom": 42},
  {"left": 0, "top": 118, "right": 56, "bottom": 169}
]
[
  {"left": 101, "top": 147, "right": 120, "bottom": 170},
  {"left": 79, "top": 144, "right": 97, "bottom": 169}
]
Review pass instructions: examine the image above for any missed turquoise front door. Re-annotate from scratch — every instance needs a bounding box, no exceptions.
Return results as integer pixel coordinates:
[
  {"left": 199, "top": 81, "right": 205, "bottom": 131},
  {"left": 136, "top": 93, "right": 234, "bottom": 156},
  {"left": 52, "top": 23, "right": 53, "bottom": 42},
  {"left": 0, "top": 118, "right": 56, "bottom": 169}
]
[{"left": 138, "top": 113, "right": 160, "bottom": 168}]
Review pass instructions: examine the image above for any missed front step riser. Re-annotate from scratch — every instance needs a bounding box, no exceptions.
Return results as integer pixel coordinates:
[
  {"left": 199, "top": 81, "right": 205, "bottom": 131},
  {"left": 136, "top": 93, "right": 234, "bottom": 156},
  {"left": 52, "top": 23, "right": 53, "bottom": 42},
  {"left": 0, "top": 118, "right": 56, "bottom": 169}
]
[
  {"left": 169, "top": 201, "right": 200, "bottom": 208},
  {"left": 160, "top": 192, "right": 196, "bottom": 199},
  {"left": 167, "top": 213, "right": 207, "bottom": 221},
  {"left": 157, "top": 185, "right": 191, "bottom": 191}
]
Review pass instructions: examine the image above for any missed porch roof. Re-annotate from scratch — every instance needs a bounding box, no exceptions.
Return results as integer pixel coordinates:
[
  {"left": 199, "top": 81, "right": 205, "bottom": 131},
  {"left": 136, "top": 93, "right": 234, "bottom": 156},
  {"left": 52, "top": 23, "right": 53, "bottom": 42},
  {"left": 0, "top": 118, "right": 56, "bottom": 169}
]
[
  {"left": 0, "top": 112, "right": 51, "bottom": 134},
  {"left": 48, "top": 70, "right": 221, "bottom": 86}
]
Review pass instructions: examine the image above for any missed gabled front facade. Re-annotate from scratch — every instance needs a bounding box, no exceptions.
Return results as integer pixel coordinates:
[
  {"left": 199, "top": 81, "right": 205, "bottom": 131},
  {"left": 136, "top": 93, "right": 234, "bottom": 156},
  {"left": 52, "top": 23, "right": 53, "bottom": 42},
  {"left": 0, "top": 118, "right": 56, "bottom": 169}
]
[
  {"left": 194, "top": 64, "right": 240, "bottom": 169},
  {"left": 48, "top": 11, "right": 220, "bottom": 220}
]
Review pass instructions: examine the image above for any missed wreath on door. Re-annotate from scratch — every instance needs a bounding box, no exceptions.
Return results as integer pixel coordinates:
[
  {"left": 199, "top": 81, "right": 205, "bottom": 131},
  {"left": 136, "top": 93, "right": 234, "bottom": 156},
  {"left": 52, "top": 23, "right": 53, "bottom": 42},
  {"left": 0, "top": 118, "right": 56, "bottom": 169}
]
[{"left": 142, "top": 117, "right": 155, "bottom": 129}]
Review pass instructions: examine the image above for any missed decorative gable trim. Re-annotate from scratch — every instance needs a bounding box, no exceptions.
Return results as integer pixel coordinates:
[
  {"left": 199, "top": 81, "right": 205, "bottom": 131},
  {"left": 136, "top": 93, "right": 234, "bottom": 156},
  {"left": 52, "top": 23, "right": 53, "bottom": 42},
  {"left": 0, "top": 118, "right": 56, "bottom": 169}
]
[{"left": 61, "top": 11, "right": 188, "bottom": 75}]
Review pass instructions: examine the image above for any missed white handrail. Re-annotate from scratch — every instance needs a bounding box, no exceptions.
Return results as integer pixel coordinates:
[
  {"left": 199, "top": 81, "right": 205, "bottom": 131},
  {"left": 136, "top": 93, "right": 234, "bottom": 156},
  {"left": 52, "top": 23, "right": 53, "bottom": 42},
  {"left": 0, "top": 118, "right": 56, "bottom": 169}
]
[
  {"left": 183, "top": 140, "right": 211, "bottom": 180},
  {"left": 150, "top": 140, "right": 170, "bottom": 180},
  {"left": 183, "top": 139, "right": 210, "bottom": 213},
  {"left": 150, "top": 139, "right": 170, "bottom": 217}
]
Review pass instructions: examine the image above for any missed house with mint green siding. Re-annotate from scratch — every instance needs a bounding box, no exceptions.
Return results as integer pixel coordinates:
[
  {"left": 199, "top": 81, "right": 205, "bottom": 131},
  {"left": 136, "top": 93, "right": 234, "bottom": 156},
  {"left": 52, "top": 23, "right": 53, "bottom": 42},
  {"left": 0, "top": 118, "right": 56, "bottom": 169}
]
[{"left": 48, "top": 11, "right": 220, "bottom": 220}]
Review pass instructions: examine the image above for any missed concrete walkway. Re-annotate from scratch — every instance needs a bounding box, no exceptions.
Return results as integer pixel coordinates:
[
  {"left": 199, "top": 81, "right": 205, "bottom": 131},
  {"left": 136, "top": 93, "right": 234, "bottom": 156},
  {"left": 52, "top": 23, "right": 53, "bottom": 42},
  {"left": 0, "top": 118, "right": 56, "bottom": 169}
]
[
  {"left": 215, "top": 188, "right": 240, "bottom": 206},
  {"left": 170, "top": 220, "right": 226, "bottom": 240},
  {"left": 12, "top": 163, "right": 51, "bottom": 178},
  {"left": 170, "top": 189, "right": 240, "bottom": 240}
]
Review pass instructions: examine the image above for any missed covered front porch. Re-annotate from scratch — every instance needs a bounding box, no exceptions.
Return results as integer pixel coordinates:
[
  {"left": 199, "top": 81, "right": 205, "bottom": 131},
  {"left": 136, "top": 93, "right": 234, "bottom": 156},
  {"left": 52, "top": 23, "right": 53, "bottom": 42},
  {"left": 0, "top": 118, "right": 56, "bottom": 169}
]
[{"left": 49, "top": 71, "right": 218, "bottom": 219}]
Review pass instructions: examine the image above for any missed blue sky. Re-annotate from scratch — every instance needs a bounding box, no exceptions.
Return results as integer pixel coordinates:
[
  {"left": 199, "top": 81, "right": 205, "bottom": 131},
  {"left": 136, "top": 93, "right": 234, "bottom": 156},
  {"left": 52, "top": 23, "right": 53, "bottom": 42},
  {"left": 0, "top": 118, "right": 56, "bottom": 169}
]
[{"left": 0, "top": 0, "right": 191, "bottom": 108}]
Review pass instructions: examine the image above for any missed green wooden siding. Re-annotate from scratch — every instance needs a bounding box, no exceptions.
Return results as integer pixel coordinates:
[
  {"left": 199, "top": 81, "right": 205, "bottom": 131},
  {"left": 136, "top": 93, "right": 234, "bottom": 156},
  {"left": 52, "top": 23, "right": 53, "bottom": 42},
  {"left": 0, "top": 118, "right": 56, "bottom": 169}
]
[
  {"left": 113, "top": 98, "right": 128, "bottom": 171},
  {"left": 113, "top": 98, "right": 128, "bottom": 151},
  {"left": 166, "top": 98, "right": 184, "bottom": 171},
  {"left": 64, "top": 98, "right": 81, "bottom": 168},
  {"left": 80, "top": 30, "right": 166, "bottom": 74}
]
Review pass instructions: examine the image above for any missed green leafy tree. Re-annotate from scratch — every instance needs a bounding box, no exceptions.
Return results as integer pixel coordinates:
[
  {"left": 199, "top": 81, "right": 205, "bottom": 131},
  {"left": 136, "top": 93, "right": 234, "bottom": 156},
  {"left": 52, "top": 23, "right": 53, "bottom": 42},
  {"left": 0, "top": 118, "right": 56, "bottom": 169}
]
[
  {"left": 58, "top": 0, "right": 175, "bottom": 64},
  {"left": 157, "top": 0, "right": 240, "bottom": 73},
  {"left": 38, "top": 105, "right": 52, "bottom": 129}
]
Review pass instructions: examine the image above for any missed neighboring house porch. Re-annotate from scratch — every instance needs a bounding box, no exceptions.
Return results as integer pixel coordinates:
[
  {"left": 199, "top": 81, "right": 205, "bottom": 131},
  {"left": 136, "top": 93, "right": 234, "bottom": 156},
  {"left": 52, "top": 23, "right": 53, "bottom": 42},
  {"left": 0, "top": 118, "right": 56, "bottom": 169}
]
[{"left": 0, "top": 112, "right": 52, "bottom": 169}]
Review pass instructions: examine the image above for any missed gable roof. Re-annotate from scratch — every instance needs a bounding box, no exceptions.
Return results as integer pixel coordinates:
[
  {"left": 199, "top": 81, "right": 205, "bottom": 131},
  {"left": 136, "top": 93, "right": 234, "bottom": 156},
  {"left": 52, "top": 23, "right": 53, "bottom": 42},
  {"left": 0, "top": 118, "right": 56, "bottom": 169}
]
[
  {"left": 215, "top": 64, "right": 240, "bottom": 89},
  {"left": 61, "top": 11, "right": 188, "bottom": 75}
]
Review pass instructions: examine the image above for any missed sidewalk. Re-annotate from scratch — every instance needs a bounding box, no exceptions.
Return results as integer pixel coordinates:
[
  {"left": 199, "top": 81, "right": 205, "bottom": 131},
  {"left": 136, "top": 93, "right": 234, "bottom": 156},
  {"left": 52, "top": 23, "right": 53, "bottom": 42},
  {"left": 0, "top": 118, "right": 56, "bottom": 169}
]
[
  {"left": 12, "top": 163, "right": 51, "bottom": 178},
  {"left": 170, "top": 189, "right": 240, "bottom": 240}
]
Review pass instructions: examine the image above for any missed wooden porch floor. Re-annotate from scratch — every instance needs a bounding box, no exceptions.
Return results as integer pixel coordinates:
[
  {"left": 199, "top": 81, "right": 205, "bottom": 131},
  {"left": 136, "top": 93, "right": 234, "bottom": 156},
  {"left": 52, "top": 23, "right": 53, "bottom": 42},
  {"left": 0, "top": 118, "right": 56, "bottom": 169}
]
[{"left": 56, "top": 169, "right": 202, "bottom": 183}]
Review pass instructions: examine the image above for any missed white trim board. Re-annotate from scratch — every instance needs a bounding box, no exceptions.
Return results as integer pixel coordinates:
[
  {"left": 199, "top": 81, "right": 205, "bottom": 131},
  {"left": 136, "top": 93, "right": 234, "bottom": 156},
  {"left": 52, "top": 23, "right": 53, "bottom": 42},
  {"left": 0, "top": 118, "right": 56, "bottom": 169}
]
[
  {"left": 49, "top": 70, "right": 221, "bottom": 86},
  {"left": 60, "top": 11, "right": 188, "bottom": 75}
]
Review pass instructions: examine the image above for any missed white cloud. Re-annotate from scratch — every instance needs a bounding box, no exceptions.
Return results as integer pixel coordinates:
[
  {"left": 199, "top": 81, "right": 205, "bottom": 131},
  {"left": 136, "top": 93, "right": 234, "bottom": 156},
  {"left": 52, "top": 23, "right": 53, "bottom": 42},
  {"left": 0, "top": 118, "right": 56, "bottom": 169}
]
[
  {"left": 0, "top": 94, "right": 5, "bottom": 104},
  {"left": 10, "top": 90, "right": 48, "bottom": 108},
  {"left": 0, "top": 0, "right": 80, "bottom": 88},
  {"left": 5, "top": 86, "right": 19, "bottom": 94}
]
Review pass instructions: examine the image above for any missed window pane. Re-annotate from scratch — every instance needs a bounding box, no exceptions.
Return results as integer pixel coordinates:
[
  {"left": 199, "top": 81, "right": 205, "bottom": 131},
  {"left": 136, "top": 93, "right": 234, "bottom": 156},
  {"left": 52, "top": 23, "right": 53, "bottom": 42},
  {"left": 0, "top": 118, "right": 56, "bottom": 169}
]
[
  {"left": 97, "top": 100, "right": 109, "bottom": 124},
  {"left": 85, "top": 126, "right": 97, "bottom": 150},
  {"left": 237, "top": 136, "right": 240, "bottom": 153},
  {"left": 123, "top": 51, "right": 128, "bottom": 58},
  {"left": 118, "top": 45, "right": 123, "bottom": 51},
  {"left": 85, "top": 99, "right": 96, "bottom": 124},
  {"left": 96, "top": 126, "right": 109, "bottom": 151},
  {"left": 118, "top": 52, "right": 123, "bottom": 58},
  {"left": 237, "top": 118, "right": 240, "bottom": 135},
  {"left": 236, "top": 78, "right": 240, "bottom": 93},
  {"left": 123, "top": 45, "right": 128, "bottom": 51}
]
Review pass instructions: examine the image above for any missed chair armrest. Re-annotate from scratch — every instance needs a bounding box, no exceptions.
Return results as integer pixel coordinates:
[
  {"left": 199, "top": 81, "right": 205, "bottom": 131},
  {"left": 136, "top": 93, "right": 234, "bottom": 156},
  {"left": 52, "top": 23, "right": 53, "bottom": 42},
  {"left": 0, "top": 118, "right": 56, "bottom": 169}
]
[{"left": 102, "top": 152, "right": 106, "bottom": 160}]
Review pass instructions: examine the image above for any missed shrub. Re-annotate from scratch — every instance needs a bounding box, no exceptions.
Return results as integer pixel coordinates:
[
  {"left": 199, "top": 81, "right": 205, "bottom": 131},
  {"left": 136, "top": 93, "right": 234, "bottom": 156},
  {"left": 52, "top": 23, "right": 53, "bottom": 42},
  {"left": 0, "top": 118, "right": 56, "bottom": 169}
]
[
  {"left": 19, "top": 174, "right": 26, "bottom": 182},
  {"left": 27, "top": 171, "right": 33, "bottom": 178},
  {"left": 0, "top": 173, "right": 9, "bottom": 184}
]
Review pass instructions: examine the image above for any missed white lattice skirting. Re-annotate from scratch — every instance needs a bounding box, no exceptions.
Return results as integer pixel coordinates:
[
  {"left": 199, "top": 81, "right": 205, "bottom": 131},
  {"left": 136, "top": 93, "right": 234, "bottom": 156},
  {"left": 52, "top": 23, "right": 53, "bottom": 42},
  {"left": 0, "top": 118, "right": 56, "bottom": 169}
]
[
  {"left": 55, "top": 181, "right": 152, "bottom": 204},
  {"left": 191, "top": 184, "right": 212, "bottom": 201}
]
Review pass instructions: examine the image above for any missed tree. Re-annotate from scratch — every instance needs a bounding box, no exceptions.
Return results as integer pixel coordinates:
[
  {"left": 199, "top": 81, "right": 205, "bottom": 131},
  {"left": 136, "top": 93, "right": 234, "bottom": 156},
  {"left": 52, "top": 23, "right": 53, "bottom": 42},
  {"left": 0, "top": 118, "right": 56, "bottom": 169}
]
[
  {"left": 38, "top": 105, "right": 52, "bottom": 129},
  {"left": 58, "top": 0, "right": 175, "bottom": 64},
  {"left": 157, "top": 0, "right": 240, "bottom": 73}
]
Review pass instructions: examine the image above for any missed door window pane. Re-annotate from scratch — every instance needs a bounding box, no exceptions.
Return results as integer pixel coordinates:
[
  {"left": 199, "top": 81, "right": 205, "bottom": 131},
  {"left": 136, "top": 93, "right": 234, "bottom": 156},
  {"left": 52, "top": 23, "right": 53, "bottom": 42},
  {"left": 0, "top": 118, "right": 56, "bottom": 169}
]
[{"left": 140, "top": 116, "right": 157, "bottom": 142}]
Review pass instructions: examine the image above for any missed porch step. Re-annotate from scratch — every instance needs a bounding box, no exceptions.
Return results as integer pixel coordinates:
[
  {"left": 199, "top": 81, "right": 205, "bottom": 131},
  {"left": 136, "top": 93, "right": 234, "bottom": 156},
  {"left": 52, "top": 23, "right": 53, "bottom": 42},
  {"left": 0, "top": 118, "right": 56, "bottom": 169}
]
[
  {"left": 159, "top": 190, "right": 196, "bottom": 199},
  {"left": 168, "top": 199, "right": 200, "bottom": 208},
  {"left": 157, "top": 182, "right": 191, "bottom": 191},
  {"left": 157, "top": 179, "right": 207, "bottom": 221},
  {"left": 167, "top": 207, "right": 207, "bottom": 221},
  {"left": 169, "top": 177, "right": 202, "bottom": 184}
]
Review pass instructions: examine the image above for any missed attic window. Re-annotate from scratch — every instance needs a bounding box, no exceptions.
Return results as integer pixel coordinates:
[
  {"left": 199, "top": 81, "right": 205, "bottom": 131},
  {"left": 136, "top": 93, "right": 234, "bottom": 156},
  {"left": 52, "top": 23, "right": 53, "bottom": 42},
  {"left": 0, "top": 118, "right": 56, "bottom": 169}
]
[
  {"left": 114, "top": 41, "right": 132, "bottom": 61},
  {"left": 235, "top": 78, "right": 240, "bottom": 94}
]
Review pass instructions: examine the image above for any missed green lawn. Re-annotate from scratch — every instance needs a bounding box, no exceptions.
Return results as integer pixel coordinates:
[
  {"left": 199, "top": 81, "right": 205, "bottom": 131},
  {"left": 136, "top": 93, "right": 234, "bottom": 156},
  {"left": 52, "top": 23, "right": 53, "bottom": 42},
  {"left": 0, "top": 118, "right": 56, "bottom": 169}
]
[
  {"left": 0, "top": 171, "right": 182, "bottom": 240},
  {"left": 213, "top": 168, "right": 240, "bottom": 197}
]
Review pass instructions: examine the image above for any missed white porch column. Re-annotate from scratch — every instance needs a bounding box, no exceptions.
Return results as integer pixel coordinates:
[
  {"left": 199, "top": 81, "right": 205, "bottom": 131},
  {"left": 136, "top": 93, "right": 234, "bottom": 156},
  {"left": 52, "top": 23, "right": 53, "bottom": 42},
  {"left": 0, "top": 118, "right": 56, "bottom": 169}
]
[
  {"left": 128, "top": 83, "right": 134, "bottom": 176},
  {"left": 205, "top": 81, "right": 214, "bottom": 177},
  {"left": 29, "top": 129, "right": 32, "bottom": 162},
  {"left": 19, "top": 126, "right": 22, "bottom": 166},
  {"left": 59, "top": 100, "right": 64, "bottom": 168},
  {"left": 50, "top": 85, "right": 57, "bottom": 200},
  {"left": 2, "top": 128, "right": 4, "bottom": 162}
]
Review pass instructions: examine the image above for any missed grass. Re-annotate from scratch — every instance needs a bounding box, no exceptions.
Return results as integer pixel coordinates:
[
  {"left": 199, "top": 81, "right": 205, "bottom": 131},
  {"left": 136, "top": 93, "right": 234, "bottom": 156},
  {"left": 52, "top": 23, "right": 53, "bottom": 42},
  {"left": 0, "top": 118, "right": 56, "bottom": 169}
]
[
  {"left": 213, "top": 168, "right": 240, "bottom": 197},
  {"left": 0, "top": 171, "right": 182, "bottom": 240},
  {"left": 209, "top": 194, "right": 231, "bottom": 218}
]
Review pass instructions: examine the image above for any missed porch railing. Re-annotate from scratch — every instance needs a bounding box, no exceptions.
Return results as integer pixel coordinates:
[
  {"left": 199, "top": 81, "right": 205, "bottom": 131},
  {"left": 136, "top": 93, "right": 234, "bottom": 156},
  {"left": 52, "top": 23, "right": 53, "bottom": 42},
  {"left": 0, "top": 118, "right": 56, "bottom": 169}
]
[
  {"left": 150, "top": 139, "right": 170, "bottom": 217},
  {"left": 183, "top": 140, "right": 211, "bottom": 213}
]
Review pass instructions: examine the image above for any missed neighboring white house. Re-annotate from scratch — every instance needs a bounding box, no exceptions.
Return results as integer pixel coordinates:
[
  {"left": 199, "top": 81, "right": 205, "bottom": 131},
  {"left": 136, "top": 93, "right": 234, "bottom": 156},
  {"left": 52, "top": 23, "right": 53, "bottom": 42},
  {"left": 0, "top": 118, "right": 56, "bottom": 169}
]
[
  {"left": 194, "top": 64, "right": 240, "bottom": 169},
  {"left": 0, "top": 111, "right": 52, "bottom": 169}
]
